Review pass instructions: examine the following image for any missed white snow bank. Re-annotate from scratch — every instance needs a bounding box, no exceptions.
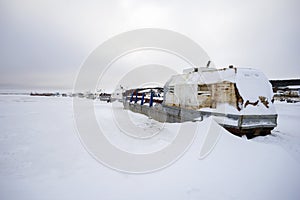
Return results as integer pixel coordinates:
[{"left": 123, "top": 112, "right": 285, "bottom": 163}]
[
  {"left": 236, "top": 68, "right": 273, "bottom": 102},
  {"left": 253, "top": 101, "right": 300, "bottom": 162},
  {"left": 235, "top": 68, "right": 276, "bottom": 115}
]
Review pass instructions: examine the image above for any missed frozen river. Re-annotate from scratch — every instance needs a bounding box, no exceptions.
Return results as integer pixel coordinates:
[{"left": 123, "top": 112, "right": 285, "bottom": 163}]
[{"left": 0, "top": 95, "right": 300, "bottom": 200}]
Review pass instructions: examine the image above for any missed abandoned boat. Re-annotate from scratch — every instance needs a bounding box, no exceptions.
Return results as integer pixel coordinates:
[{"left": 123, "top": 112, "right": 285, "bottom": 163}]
[{"left": 123, "top": 66, "right": 277, "bottom": 138}]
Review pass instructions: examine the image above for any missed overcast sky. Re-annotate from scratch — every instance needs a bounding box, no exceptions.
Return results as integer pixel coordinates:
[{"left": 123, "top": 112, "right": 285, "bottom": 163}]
[{"left": 0, "top": 0, "right": 299, "bottom": 90}]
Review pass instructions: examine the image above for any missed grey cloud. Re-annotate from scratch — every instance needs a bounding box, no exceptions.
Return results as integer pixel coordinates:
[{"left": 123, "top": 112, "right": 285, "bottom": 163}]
[{"left": 0, "top": 0, "right": 299, "bottom": 90}]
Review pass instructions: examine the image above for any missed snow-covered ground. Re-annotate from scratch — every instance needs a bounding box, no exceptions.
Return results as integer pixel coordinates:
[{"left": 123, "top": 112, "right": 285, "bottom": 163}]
[
  {"left": 0, "top": 95, "right": 300, "bottom": 200},
  {"left": 253, "top": 101, "right": 300, "bottom": 162}
]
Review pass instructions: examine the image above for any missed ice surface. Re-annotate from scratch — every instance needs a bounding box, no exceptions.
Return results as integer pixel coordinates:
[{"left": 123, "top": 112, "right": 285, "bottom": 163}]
[{"left": 0, "top": 95, "right": 299, "bottom": 200}]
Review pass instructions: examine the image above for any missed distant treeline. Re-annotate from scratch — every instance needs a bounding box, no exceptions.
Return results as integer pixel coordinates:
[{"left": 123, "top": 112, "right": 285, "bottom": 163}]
[{"left": 270, "top": 79, "right": 300, "bottom": 87}]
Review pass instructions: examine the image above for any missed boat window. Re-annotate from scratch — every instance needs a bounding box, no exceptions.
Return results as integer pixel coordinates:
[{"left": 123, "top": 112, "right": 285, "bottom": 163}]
[
  {"left": 169, "top": 86, "right": 174, "bottom": 94},
  {"left": 198, "top": 84, "right": 211, "bottom": 95}
]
